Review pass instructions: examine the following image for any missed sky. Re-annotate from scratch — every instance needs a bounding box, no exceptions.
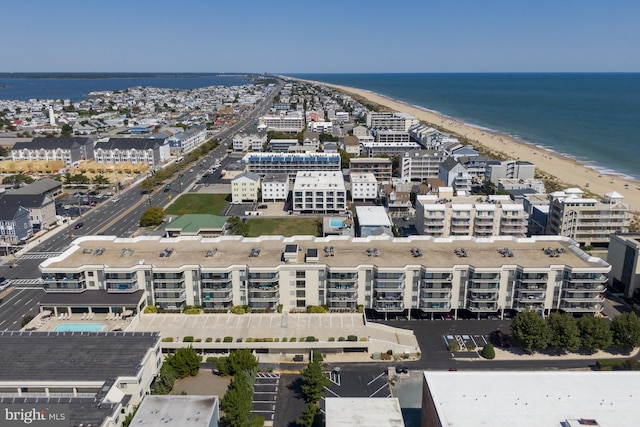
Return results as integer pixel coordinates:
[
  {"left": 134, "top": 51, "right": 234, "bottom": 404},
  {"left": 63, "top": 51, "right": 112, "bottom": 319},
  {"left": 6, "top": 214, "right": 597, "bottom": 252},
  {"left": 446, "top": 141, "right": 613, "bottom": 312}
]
[{"left": 2, "top": 0, "right": 639, "bottom": 73}]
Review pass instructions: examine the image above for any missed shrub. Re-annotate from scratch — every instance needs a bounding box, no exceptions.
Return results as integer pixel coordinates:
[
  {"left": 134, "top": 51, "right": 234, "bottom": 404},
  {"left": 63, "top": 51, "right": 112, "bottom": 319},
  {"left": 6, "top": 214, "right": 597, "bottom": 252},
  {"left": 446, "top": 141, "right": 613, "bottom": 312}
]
[
  {"left": 236, "top": 338, "right": 243, "bottom": 342},
  {"left": 215, "top": 338, "right": 221, "bottom": 343},
  {"left": 183, "top": 336, "right": 194, "bottom": 343},
  {"left": 162, "top": 337, "right": 174, "bottom": 343},
  {"left": 205, "top": 337, "right": 213, "bottom": 343},
  {"left": 274, "top": 338, "right": 280, "bottom": 342},
  {"left": 246, "top": 337, "right": 254, "bottom": 343},
  {"left": 481, "top": 343, "right": 495, "bottom": 360},
  {"left": 380, "top": 353, "right": 392, "bottom": 361},
  {"left": 223, "top": 336, "right": 233, "bottom": 343},
  {"left": 282, "top": 337, "right": 288, "bottom": 342},
  {"left": 360, "top": 337, "right": 368, "bottom": 342},
  {"left": 143, "top": 305, "right": 157, "bottom": 314},
  {"left": 290, "top": 337, "right": 297, "bottom": 342},
  {"left": 312, "top": 351, "right": 324, "bottom": 363},
  {"left": 307, "top": 305, "right": 328, "bottom": 313},
  {"left": 184, "top": 307, "right": 201, "bottom": 315},
  {"left": 206, "top": 357, "right": 219, "bottom": 364},
  {"left": 347, "top": 335, "right": 357, "bottom": 342},
  {"left": 467, "top": 344, "right": 476, "bottom": 351},
  {"left": 195, "top": 338, "right": 202, "bottom": 342},
  {"left": 338, "top": 337, "right": 345, "bottom": 342},
  {"left": 305, "top": 336, "right": 317, "bottom": 342},
  {"left": 328, "top": 337, "right": 335, "bottom": 342},
  {"left": 448, "top": 342, "right": 460, "bottom": 352},
  {"left": 20, "top": 315, "right": 34, "bottom": 328},
  {"left": 265, "top": 337, "right": 274, "bottom": 342},
  {"left": 230, "top": 306, "right": 245, "bottom": 315},
  {"left": 386, "top": 349, "right": 393, "bottom": 356},
  {"left": 277, "top": 304, "right": 283, "bottom": 313},
  {"left": 357, "top": 305, "right": 364, "bottom": 313}
]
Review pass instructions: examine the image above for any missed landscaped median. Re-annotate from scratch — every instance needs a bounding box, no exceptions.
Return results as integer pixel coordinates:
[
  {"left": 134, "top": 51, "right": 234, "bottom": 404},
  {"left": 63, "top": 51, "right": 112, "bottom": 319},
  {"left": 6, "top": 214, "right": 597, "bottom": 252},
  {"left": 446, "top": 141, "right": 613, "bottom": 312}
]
[{"left": 133, "top": 312, "right": 420, "bottom": 358}]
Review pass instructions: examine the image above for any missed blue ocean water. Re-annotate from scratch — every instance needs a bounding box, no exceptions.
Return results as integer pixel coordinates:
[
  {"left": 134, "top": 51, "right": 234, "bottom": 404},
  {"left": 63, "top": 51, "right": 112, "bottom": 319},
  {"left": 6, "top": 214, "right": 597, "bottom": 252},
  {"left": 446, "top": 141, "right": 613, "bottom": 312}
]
[
  {"left": 0, "top": 73, "right": 254, "bottom": 102},
  {"left": 289, "top": 73, "right": 640, "bottom": 180}
]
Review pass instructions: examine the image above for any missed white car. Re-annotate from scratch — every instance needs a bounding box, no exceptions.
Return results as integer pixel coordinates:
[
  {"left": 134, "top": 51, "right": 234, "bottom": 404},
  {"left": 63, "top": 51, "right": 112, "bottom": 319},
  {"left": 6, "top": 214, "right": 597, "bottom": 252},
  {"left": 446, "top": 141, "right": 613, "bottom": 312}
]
[{"left": 111, "top": 197, "right": 120, "bottom": 203}]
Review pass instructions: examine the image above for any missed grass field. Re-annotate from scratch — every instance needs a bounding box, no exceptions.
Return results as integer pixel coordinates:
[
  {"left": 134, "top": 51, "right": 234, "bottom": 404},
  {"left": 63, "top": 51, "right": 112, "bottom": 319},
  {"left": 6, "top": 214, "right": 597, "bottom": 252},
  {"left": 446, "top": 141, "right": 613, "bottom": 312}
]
[
  {"left": 165, "top": 194, "right": 230, "bottom": 216},
  {"left": 246, "top": 217, "right": 320, "bottom": 237}
]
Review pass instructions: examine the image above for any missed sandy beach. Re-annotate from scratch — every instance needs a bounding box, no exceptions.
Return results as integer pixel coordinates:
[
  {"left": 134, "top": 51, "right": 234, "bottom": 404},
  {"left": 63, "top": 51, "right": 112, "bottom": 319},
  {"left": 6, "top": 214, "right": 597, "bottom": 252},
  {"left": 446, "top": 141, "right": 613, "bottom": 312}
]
[{"left": 298, "top": 79, "right": 640, "bottom": 215}]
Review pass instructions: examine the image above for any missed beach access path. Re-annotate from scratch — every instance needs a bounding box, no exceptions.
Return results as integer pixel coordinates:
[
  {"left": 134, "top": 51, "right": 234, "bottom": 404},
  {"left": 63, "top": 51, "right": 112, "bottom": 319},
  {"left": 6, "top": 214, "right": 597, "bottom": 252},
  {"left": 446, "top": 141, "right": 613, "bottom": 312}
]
[{"left": 306, "top": 80, "right": 640, "bottom": 214}]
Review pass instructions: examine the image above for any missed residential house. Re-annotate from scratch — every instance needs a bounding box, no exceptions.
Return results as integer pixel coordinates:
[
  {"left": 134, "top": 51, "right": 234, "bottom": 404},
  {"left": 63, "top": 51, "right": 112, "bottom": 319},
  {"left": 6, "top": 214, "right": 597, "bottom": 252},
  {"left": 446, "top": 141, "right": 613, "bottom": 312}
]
[{"left": 232, "top": 171, "right": 261, "bottom": 203}]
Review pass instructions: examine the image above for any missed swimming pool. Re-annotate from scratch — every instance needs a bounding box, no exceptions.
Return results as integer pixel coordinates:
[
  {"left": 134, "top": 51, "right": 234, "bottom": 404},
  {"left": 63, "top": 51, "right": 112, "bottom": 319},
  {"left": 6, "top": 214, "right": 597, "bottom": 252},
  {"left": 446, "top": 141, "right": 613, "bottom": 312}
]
[
  {"left": 54, "top": 323, "right": 106, "bottom": 332},
  {"left": 329, "top": 218, "right": 344, "bottom": 227}
]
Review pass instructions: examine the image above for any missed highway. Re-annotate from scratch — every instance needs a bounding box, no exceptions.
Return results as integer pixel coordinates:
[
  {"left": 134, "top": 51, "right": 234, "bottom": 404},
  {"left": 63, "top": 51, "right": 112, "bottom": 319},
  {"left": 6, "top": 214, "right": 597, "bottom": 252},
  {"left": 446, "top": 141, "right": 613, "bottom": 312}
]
[{"left": 0, "top": 79, "right": 283, "bottom": 330}]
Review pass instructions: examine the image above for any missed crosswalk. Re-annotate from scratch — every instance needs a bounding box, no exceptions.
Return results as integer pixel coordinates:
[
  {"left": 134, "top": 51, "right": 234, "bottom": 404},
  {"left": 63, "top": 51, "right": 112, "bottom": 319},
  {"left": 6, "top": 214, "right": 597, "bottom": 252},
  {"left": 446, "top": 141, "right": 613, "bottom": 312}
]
[
  {"left": 18, "top": 252, "right": 63, "bottom": 260},
  {"left": 10, "top": 278, "right": 45, "bottom": 286}
]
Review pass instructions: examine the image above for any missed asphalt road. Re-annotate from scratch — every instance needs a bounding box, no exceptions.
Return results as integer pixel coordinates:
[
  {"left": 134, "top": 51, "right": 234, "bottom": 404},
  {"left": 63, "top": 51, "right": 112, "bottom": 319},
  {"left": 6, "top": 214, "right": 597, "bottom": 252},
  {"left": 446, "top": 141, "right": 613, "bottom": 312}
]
[{"left": 0, "top": 287, "right": 45, "bottom": 330}]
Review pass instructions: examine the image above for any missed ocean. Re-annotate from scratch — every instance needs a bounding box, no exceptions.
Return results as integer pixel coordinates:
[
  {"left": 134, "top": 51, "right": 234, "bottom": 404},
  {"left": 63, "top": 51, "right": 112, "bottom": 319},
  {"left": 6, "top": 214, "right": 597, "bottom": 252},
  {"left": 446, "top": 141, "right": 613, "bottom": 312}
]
[
  {"left": 0, "top": 73, "right": 255, "bottom": 102},
  {"left": 1, "top": 72, "right": 638, "bottom": 180},
  {"left": 290, "top": 73, "right": 640, "bottom": 180}
]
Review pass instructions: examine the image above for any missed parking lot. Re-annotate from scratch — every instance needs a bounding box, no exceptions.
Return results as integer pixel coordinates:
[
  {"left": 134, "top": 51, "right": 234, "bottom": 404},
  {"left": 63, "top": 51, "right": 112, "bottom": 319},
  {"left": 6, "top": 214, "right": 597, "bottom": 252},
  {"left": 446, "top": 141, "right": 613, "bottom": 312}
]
[{"left": 252, "top": 373, "right": 280, "bottom": 423}]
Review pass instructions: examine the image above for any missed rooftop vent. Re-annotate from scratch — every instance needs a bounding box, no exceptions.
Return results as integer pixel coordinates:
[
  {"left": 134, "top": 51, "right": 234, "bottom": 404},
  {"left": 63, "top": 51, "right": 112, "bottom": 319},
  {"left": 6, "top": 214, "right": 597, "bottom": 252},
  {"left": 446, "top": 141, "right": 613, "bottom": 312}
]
[
  {"left": 497, "top": 247, "right": 513, "bottom": 258},
  {"left": 249, "top": 248, "right": 261, "bottom": 258},
  {"left": 543, "top": 247, "right": 565, "bottom": 258},
  {"left": 411, "top": 248, "right": 423, "bottom": 257},
  {"left": 323, "top": 246, "right": 334, "bottom": 257},
  {"left": 366, "top": 247, "right": 379, "bottom": 257},
  {"left": 205, "top": 248, "right": 217, "bottom": 258},
  {"left": 159, "top": 247, "right": 174, "bottom": 258},
  {"left": 93, "top": 248, "right": 105, "bottom": 256},
  {"left": 453, "top": 248, "right": 468, "bottom": 258},
  {"left": 120, "top": 248, "right": 134, "bottom": 257}
]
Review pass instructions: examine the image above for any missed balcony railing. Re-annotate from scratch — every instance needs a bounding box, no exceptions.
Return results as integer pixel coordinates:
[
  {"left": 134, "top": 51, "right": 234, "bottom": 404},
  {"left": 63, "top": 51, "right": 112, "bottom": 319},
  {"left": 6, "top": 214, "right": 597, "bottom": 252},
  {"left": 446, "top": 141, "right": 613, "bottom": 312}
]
[
  {"left": 373, "top": 283, "right": 404, "bottom": 291},
  {"left": 468, "top": 293, "right": 498, "bottom": 302},
  {"left": 561, "top": 293, "right": 605, "bottom": 303},
  {"left": 202, "top": 282, "right": 232, "bottom": 290},
  {"left": 326, "top": 283, "right": 357, "bottom": 290},
  {"left": 106, "top": 283, "right": 138, "bottom": 293},
  {"left": 327, "top": 292, "right": 357, "bottom": 302},
  {"left": 560, "top": 303, "right": 603, "bottom": 313},
  {"left": 467, "top": 303, "right": 499, "bottom": 312},
  {"left": 470, "top": 274, "right": 501, "bottom": 281},
  {"left": 422, "top": 273, "right": 453, "bottom": 282},
  {"left": 566, "top": 274, "right": 607, "bottom": 282},
  {"left": 250, "top": 285, "right": 279, "bottom": 292},
  {"left": 468, "top": 284, "right": 500, "bottom": 291},
  {"left": 202, "top": 291, "right": 233, "bottom": 302},
  {"left": 520, "top": 274, "right": 548, "bottom": 282},
  {"left": 419, "top": 302, "right": 451, "bottom": 311},
  {"left": 375, "top": 273, "right": 405, "bottom": 281},
  {"left": 373, "top": 301, "right": 404, "bottom": 311}
]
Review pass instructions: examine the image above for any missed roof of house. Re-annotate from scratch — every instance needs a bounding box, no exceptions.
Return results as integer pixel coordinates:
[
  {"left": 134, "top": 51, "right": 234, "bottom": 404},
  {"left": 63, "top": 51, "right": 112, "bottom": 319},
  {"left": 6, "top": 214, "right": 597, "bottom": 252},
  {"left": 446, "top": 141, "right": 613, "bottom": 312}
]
[
  {"left": 9, "top": 178, "right": 62, "bottom": 195},
  {"left": 95, "top": 138, "right": 166, "bottom": 151},
  {"left": 439, "top": 156, "right": 461, "bottom": 172},
  {"left": 0, "top": 193, "right": 48, "bottom": 208},
  {"left": 233, "top": 171, "right": 260, "bottom": 182},
  {"left": 0, "top": 330, "right": 159, "bottom": 382},
  {"left": 12, "top": 137, "right": 93, "bottom": 151},
  {"left": 165, "top": 214, "right": 228, "bottom": 233},
  {"left": 0, "top": 204, "right": 28, "bottom": 221}
]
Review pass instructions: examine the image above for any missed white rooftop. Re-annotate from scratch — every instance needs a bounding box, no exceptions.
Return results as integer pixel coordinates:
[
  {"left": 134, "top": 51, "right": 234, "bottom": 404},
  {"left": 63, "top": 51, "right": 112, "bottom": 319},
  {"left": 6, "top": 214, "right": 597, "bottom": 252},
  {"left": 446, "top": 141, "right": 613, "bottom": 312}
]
[
  {"left": 325, "top": 397, "right": 404, "bottom": 427},
  {"left": 131, "top": 395, "right": 219, "bottom": 427},
  {"left": 424, "top": 371, "right": 640, "bottom": 427},
  {"left": 355, "top": 205, "right": 392, "bottom": 227}
]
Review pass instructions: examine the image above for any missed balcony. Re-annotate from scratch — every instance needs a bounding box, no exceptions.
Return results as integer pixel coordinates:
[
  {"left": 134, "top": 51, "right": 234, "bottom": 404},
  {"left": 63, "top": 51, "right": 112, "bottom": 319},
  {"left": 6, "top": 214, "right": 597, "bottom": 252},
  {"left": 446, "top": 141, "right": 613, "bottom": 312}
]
[
  {"left": 420, "top": 301, "right": 451, "bottom": 311},
  {"left": 421, "top": 273, "right": 453, "bottom": 282},
  {"left": 373, "top": 300, "right": 404, "bottom": 311},
  {"left": 468, "top": 283, "right": 500, "bottom": 291},
  {"left": 44, "top": 282, "right": 87, "bottom": 292},
  {"left": 203, "top": 301, "right": 232, "bottom": 310},
  {"left": 420, "top": 291, "right": 451, "bottom": 301},
  {"left": 248, "top": 272, "right": 279, "bottom": 283},
  {"left": 327, "top": 283, "right": 357, "bottom": 290},
  {"left": 513, "top": 301, "right": 545, "bottom": 312},
  {"left": 566, "top": 274, "right": 607, "bottom": 283},
  {"left": 154, "top": 282, "right": 186, "bottom": 290},
  {"left": 202, "top": 282, "right": 232, "bottom": 291},
  {"left": 201, "top": 273, "right": 231, "bottom": 282},
  {"left": 375, "top": 273, "right": 405, "bottom": 281},
  {"left": 250, "top": 284, "right": 279, "bottom": 292},
  {"left": 563, "top": 283, "right": 606, "bottom": 292},
  {"left": 467, "top": 302, "right": 499, "bottom": 312},
  {"left": 249, "top": 300, "right": 279, "bottom": 310},
  {"left": 560, "top": 303, "right": 604, "bottom": 313},
  {"left": 520, "top": 274, "right": 548, "bottom": 282},
  {"left": 155, "top": 291, "right": 187, "bottom": 303},
  {"left": 153, "top": 274, "right": 184, "bottom": 283},
  {"left": 202, "top": 290, "right": 233, "bottom": 302},
  {"left": 468, "top": 292, "right": 498, "bottom": 302},
  {"left": 561, "top": 293, "right": 605, "bottom": 303},
  {"left": 515, "top": 292, "right": 546, "bottom": 302},
  {"left": 470, "top": 274, "right": 500, "bottom": 282},
  {"left": 327, "top": 292, "right": 357, "bottom": 302},
  {"left": 373, "top": 283, "right": 404, "bottom": 291},
  {"left": 106, "top": 282, "right": 138, "bottom": 293},
  {"left": 328, "top": 301, "right": 357, "bottom": 311},
  {"left": 328, "top": 273, "right": 358, "bottom": 281}
]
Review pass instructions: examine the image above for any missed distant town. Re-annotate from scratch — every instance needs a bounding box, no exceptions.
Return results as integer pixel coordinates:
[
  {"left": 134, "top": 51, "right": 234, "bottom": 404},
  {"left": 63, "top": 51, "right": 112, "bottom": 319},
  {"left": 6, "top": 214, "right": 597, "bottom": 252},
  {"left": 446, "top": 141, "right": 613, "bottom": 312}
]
[{"left": 0, "top": 78, "right": 639, "bottom": 427}]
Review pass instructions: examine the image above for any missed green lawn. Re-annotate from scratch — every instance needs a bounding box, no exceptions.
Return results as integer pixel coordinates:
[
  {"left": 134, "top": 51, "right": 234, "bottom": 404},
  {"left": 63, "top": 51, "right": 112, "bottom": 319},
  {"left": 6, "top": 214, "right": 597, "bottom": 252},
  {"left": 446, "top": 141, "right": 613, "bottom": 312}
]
[
  {"left": 246, "top": 217, "right": 320, "bottom": 237},
  {"left": 165, "top": 194, "right": 230, "bottom": 216}
]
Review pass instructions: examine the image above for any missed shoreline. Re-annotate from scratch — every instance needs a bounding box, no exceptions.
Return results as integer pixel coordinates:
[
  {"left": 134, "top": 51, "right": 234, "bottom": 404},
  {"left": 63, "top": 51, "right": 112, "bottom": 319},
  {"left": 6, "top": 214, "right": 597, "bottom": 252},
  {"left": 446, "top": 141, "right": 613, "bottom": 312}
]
[{"left": 293, "top": 77, "right": 640, "bottom": 214}]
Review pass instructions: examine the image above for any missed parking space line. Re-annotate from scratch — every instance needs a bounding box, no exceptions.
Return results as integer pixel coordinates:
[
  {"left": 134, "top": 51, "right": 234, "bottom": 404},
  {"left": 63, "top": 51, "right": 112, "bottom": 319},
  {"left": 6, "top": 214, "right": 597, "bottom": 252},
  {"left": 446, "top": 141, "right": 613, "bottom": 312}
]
[
  {"left": 369, "top": 382, "right": 389, "bottom": 398},
  {"left": 367, "top": 372, "right": 386, "bottom": 386},
  {"left": 324, "top": 386, "right": 340, "bottom": 397}
]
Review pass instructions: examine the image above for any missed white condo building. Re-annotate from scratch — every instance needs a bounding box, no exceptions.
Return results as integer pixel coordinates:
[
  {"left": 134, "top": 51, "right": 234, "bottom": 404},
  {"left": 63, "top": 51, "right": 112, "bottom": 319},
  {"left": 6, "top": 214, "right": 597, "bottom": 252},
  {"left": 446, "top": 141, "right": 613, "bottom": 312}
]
[
  {"left": 366, "top": 112, "right": 419, "bottom": 131},
  {"left": 546, "top": 188, "right": 631, "bottom": 246},
  {"left": 400, "top": 150, "right": 448, "bottom": 181},
  {"left": 39, "top": 235, "right": 610, "bottom": 316},
  {"left": 293, "top": 171, "right": 346, "bottom": 213},
  {"left": 350, "top": 173, "right": 379, "bottom": 201},
  {"left": 261, "top": 173, "right": 289, "bottom": 202},
  {"left": 259, "top": 112, "right": 305, "bottom": 132},
  {"left": 244, "top": 153, "right": 341, "bottom": 178},
  {"left": 415, "top": 193, "right": 528, "bottom": 238},
  {"left": 232, "top": 132, "right": 266, "bottom": 151}
]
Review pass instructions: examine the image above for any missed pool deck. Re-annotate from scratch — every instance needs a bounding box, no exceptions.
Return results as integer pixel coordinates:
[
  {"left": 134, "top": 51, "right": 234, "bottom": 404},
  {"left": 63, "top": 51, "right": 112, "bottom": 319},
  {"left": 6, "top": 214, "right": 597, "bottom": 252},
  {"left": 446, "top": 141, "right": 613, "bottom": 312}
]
[{"left": 25, "top": 313, "right": 131, "bottom": 333}]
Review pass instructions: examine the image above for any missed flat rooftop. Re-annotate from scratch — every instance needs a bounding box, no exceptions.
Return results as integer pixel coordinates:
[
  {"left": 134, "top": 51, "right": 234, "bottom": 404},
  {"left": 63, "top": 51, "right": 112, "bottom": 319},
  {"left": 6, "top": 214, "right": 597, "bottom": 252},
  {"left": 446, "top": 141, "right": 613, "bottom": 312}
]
[
  {"left": 325, "top": 397, "right": 404, "bottom": 427},
  {"left": 424, "top": 371, "right": 640, "bottom": 427},
  {"left": 0, "top": 331, "right": 159, "bottom": 382},
  {"left": 0, "top": 396, "right": 119, "bottom": 427},
  {"left": 131, "top": 395, "right": 218, "bottom": 427},
  {"left": 40, "top": 235, "right": 609, "bottom": 270}
]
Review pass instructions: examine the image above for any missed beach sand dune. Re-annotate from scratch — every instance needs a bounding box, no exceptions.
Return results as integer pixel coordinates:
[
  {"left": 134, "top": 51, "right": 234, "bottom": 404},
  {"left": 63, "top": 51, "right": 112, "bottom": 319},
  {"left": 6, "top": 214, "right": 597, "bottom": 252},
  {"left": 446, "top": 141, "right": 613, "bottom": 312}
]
[{"left": 298, "top": 79, "right": 640, "bottom": 215}]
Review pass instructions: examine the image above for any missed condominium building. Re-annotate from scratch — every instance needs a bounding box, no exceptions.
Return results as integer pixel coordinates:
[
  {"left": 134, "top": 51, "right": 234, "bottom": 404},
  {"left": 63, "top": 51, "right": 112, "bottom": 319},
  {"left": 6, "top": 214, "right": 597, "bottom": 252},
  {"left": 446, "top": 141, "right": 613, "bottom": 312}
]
[
  {"left": 232, "top": 132, "right": 266, "bottom": 151},
  {"left": 261, "top": 173, "right": 289, "bottom": 202},
  {"left": 409, "top": 124, "right": 446, "bottom": 149},
  {"left": 39, "top": 235, "right": 610, "bottom": 316},
  {"left": 607, "top": 233, "right": 640, "bottom": 298},
  {"left": 546, "top": 188, "right": 631, "bottom": 246},
  {"left": 361, "top": 130, "right": 419, "bottom": 157},
  {"left": 438, "top": 157, "right": 472, "bottom": 194},
  {"left": 94, "top": 137, "right": 171, "bottom": 168},
  {"left": 350, "top": 172, "right": 379, "bottom": 201},
  {"left": 231, "top": 171, "right": 261, "bottom": 203},
  {"left": 415, "top": 193, "right": 528, "bottom": 238},
  {"left": 292, "top": 171, "right": 346, "bottom": 213},
  {"left": 268, "top": 139, "right": 299, "bottom": 152},
  {"left": 400, "top": 150, "right": 447, "bottom": 182},
  {"left": 349, "top": 157, "right": 393, "bottom": 183},
  {"left": 166, "top": 125, "right": 207, "bottom": 153},
  {"left": 259, "top": 112, "right": 305, "bottom": 132},
  {"left": 244, "top": 153, "right": 341, "bottom": 178},
  {"left": 307, "top": 121, "right": 333, "bottom": 133},
  {"left": 498, "top": 178, "right": 546, "bottom": 194},
  {"left": 486, "top": 160, "right": 535, "bottom": 182},
  {"left": 366, "top": 112, "right": 419, "bottom": 132}
]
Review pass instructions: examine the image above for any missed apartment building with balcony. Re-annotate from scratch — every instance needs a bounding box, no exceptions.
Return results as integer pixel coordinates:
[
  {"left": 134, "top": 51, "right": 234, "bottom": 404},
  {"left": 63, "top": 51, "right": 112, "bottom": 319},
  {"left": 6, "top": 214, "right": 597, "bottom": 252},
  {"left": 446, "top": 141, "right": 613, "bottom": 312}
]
[
  {"left": 232, "top": 132, "right": 266, "bottom": 151},
  {"left": 366, "top": 112, "right": 419, "bottom": 132},
  {"left": 546, "top": 188, "right": 631, "bottom": 246},
  {"left": 244, "top": 152, "right": 341, "bottom": 178},
  {"left": 349, "top": 157, "right": 393, "bottom": 184},
  {"left": 39, "top": 235, "right": 610, "bottom": 317},
  {"left": 438, "top": 157, "right": 472, "bottom": 194},
  {"left": 94, "top": 137, "right": 171, "bottom": 168},
  {"left": 231, "top": 171, "right": 261, "bottom": 203},
  {"left": 258, "top": 112, "right": 305, "bottom": 132},
  {"left": 292, "top": 171, "right": 346, "bottom": 213},
  {"left": 415, "top": 193, "right": 528, "bottom": 238},
  {"left": 400, "top": 150, "right": 447, "bottom": 182},
  {"left": 485, "top": 160, "right": 535, "bottom": 182}
]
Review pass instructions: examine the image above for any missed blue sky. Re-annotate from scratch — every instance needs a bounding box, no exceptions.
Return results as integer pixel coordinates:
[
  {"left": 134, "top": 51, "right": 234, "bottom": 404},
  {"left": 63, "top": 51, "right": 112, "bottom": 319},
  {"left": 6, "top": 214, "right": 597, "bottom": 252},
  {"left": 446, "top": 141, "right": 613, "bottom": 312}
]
[{"left": 2, "top": 0, "right": 639, "bottom": 73}]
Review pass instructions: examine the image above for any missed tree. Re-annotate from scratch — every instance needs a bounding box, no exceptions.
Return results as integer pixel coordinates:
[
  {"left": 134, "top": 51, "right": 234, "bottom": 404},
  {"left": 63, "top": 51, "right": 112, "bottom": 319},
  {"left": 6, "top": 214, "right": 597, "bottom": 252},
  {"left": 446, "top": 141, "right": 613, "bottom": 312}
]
[
  {"left": 297, "top": 403, "right": 319, "bottom": 427},
  {"left": 92, "top": 174, "right": 110, "bottom": 187},
  {"left": 611, "top": 312, "right": 640, "bottom": 350},
  {"left": 578, "top": 315, "right": 613, "bottom": 353},
  {"left": 140, "top": 206, "right": 165, "bottom": 227},
  {"left": 480, "top": 343, "right": 495, "bottom": 359},
  {"left": 61, "top": 123, "right": 73, "bottom": 136},
  {"left": 300, "top": 361, "right": 329, "bottom": 403},
  {"left": 227, "top": 216, "right": 249, "bottom": 236},
  {"left": 510, "top": 310, "right": 550, "bottom": 353},
  {"left": 547, "top": 312, "right": 581, "bottom": 352},
  {"left": 165, "top": 346, "right": 201, "bottom": 378},
  {"left": 227, "top": 349, "right": 259, "bottom": 376}
]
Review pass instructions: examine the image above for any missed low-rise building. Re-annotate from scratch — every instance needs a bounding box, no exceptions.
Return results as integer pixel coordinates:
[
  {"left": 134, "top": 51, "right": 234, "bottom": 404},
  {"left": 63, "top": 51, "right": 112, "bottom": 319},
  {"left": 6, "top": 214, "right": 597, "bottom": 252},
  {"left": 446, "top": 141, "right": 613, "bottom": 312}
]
[
  {"left": 262, "top": 173, "right": 289, "bottom": 202},
  {"left": 167, "top": 125, "right": 207, "bottom": 153},
  {"left": 438, "top": 157, "right": 472, "bottom": 194},
  {"left": 415, "top": 193, "right": 528, "bottom": 238},
  {"left": 131, "top": 395, "right": 219, "bottom": 427},
  {"left": 326, "top": 398, "right": 403, "bottom": 427},
  {"left": 232, "top": 132, "right": 266, "bottom": 152},
  {"left": 546, "top": 188, "right": 630, "bottom": 246},
  {"left": 268, "top": 138, "right": 299, "bottom": 153},
  {"left": 342, "top": 135, "right": 361, "bottom": 156},
  {"left": 39, "top": 235, "right": 610, "bottom": 316},
  {"left": 293, "top": 171, "right": 346, "bottom": 213},
  {"left": 94, "top": 137, "right": 170, "bottom": 168},
  {"left": 498, "top": 178, "right": 546, "bottom": 194},
  {"left": 349, "top": 157, "right": 393, "bottom": 184},
  {"left": 400, "top": 150, "right": 447, "bottom": 182},
  {"left": 355, "top": 205, "right": 393, "bottom": 237},
  {"left": 11, "top": 137, "right": 94, "bottom": 167},
  {"left": 366, "top": 112, "right": 418, "bottom": 132},
  {"left": 165, "top": 214, "right": 228, "bottom": 238},
  {"left": 0, "top": 205, "right": 32, "bottom": 247},
  {"left": 486, "top": 160, "right": 536, "bottom": 182},
  {"left": 231, "top": 171, "right": 261, "bottom": 203},
  {"left": 259, "top": 112, "right": 304, "bottom": 132},
  {"left": 350, "top": 172, "right": 379, "bottom": 201},
  {"left": 244, "top": 153, "right": 341, "bottom": 178}
]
